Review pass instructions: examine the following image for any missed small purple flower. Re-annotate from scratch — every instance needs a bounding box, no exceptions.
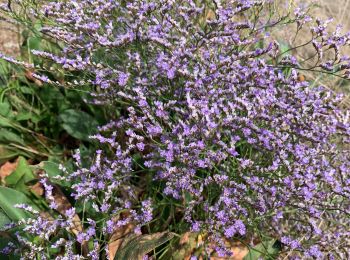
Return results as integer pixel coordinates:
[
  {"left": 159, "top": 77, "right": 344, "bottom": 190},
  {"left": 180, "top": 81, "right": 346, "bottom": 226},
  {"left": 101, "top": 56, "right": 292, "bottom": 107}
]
[
  {"left": 136, "top": 142, "right": 145, "bottom": 151},
  {"left": 118, "top": 72, "right": 129, "bottom": 86},
  {"left": 224, "top": 225, "right": 236, "bottom": 238}
]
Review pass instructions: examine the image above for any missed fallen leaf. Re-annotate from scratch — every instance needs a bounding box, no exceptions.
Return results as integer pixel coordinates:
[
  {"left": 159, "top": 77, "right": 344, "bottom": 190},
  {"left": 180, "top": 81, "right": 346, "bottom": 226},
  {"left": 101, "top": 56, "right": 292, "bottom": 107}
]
[
  {"left": 173, "top": 232, "right": 200, "bottom": 260},
  {"left": 39, "top": 210, "right": 54, "bottom": 220},
  {"left": 297, "top": 73, "right": 306, "bottom": 82},
  {"left": 0, "top": 158, "right": 19, "bottom": 183},
  {"left": 205, "top": 9, "right": 216, "bottom": 21},
  {"left": 114, "top": 231, "right": 175, "bottom": 260},
  {"left": 108, "top": 222, "right": 136, "bottom": 260},
  {"left": 174, "top": 232, "right": 249, "bottom": 260},
  {"left": 30, "top": 166, "right": 85, "bottom": 249},
  {"left": 51, "top": 185, "right": 88, "bottom": 255},
  {"left": 30, "top": 182, "right": 44, "bottom": 196},
  {"left": 43, "top": 182, "right": 88, "bottom": 256},
  {"left": 210, "top": 243, "right": 249, "bottom": 260},
  {"left": 209, "top": 239, "right": 249, "bottom": 260},
  {"left": 50, "top": 184, "right": 84, "bottom": 235}
]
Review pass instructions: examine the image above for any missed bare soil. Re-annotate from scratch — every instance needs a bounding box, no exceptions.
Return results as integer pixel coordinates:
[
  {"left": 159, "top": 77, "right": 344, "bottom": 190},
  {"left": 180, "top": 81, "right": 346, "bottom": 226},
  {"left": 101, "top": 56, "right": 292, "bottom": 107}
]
[{"left": 0, "top": 0, "right": 21, "bottom": 57}]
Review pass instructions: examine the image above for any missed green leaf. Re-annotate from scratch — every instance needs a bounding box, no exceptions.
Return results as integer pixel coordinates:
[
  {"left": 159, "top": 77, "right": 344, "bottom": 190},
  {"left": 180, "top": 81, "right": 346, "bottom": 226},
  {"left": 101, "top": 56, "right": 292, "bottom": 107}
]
[
  {"left": 42, "top": 161, "right": 62, "bottom": 178},
  {"left": 0, "top": 231, "right": 20, "bottom": 260},
  {"left": 15, "top": 112, "right": 36, "bottom": 122},
  {"left": 59, "top": 109, "right": 98, "bottom": 141},
  {"left": 114, "top": 232, "right": 175, "bottom": 260},
  {"left": 0, "top": 145, "right": 19, "bottom": 164},
  {"left": 279, "top": 41, "right": 290, "bottom": 57},
  {"left": 244, "top": 240, "right": 282, "bottom": 260},
  {"left": 0, "top": 116, "right": 14, "bottom": 128},
  {"left": 5, "top": 157, "right": 35, "bottom": 191},
  {"left": 28, "top": 37, "right": 41, "bottom": 51},
  {"left": 0, "top": 187, "right": 34, "bottom": 222},
  {"left": 0, "top": 208, "right": 11, "bottom": 228},
  {"left": 0, "top": 101, "right": 10, "bottom": 117},
  {"left": 33, "top": 20, "right": 43, "bottom": 32},
  {"left": 39, "top": 86, "right": 65, "bottom": 107},
  {"left": 18, "top": 86, "right": 34, "bottom": 95},
  {"left": 0, "top": 129, "right": 25, "bottom": 145}
]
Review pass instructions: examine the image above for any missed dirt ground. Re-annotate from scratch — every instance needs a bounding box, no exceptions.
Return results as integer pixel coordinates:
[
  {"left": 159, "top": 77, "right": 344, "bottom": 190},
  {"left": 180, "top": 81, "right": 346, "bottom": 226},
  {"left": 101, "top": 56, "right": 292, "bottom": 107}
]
[
  {"left": 0, "top": 0, "right": 21, "bottom": 57},
  {"left": 0, "top": 22, "right": 20, "bottom": 56}
]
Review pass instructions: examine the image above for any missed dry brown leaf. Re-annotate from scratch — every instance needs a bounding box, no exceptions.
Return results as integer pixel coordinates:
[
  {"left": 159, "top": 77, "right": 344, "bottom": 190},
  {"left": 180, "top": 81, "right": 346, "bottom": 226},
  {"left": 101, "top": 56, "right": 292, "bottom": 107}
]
[
  {"left": 51, "top": 185, "right": 74, "bottom": 214},
  {"left": 179, "top": 232, "right": 192, "bottom": 245},
  {"left": 25, "top": 70, "right": 43, "bottom": 86},
  {"left": 176, "top": 232, "right": 248, "bottom": 260},
  {"left": 32, "top": 173, "right": 84, "bottom": 242},
  {"left": 209, "top": 240, "right": 248, "bottom": 260},
  {"left": 108, "top": 222, "right": 136, "bottom": 259},
  {"left": 297, "top": 73, "right": 306, "bottom": 82},
  {"left": 44, "top": 183, "right": 88, "bottom": 255},
  {"left": 206, "top": 9, "right": 216, "bottom": 21},
  {"left": 50, "top": 184, "right": 83, "bottom": 235},
  {"left": 0, "top": 158, "right": 19, "bottom": 182},
  {"left": 209, "top": 245, "right": 249, "bottom": 260},
  {"left": 177, "top": 232, "right": 200, "bottom": 260},
  {"left": 197, "top": 8, "right": 216, "bottom": 27},
  {"left": 114, "top": 231, "right": 174, "bottom": 260},
  {"left": 30, "top": 182, "right": 44, "bottom": 196},
  {"left": 39, "top": 210, "right": 54, "bottom": 220}
]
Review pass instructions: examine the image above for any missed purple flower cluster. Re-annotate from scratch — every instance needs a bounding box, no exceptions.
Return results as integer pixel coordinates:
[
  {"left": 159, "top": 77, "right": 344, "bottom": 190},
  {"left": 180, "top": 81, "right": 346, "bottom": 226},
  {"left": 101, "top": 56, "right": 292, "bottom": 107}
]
[{"left": 2, "top": 0, "right": 350, "bottom": 258}]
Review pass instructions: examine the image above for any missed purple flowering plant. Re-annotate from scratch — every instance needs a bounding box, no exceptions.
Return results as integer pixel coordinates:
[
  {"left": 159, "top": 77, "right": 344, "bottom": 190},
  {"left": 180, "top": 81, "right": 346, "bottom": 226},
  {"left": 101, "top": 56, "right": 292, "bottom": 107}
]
[{"left": 1, "top": 0, "right": 350, "bottom": 259}]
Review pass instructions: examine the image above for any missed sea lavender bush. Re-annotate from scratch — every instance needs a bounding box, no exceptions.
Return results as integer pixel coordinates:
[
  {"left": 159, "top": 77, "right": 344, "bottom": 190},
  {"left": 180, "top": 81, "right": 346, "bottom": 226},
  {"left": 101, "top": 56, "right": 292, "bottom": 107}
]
[{"left": 1, "top": 0, "right": 350, "bottom": 259}]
